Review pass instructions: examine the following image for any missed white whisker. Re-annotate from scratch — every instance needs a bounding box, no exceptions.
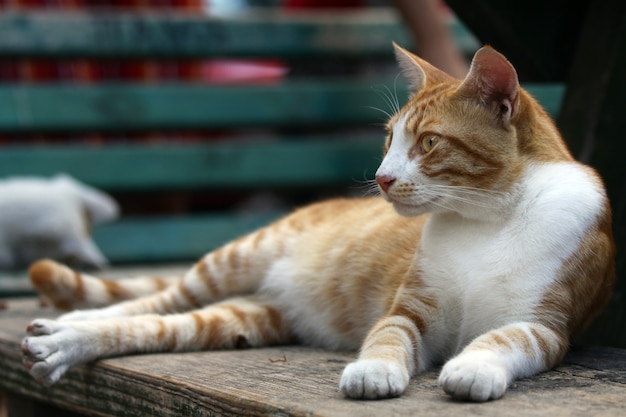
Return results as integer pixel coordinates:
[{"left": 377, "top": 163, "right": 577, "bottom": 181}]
[
  {"left": 381, "top": 85, "right": 399, "bottom": 114},
  {"left": 371, "top": 87, "right": 395, "bottom": 116},
  {"left": 392, "top": 73, "right": 402, "bottom": 113},
  {"left": 438, "top": 194, "right": 495, "bottom": 208},
  {"left": 417, "top": 185, "right": 501, "bottom": 209},
  {"left": 371, "top": 82, "right": 403, "bottom": 120},
  {"left": 351, "top": 178, "right": 381, "bottom": 197},
  {"left": 365, "top": 105, "right": 393, "bottom": 120},
  {"left": 426, "top": 184, "right": 506, "bottom": 196},
  {"left": 382, "top": 84, "right": 400, "bottom": 114}
]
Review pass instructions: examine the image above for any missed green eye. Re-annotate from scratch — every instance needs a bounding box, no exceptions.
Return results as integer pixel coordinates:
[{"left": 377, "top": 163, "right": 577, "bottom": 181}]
[{"left": 420, "top": 134, "right": 440, "bottom": 153}]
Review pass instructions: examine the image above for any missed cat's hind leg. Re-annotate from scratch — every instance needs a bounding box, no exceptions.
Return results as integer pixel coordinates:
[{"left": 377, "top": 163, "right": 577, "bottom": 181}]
[
  {"left": 22, "top": 296, "right": 291, "bottom": 385},
  {"left": 31, "top": 222, "right": 285, "bottom": 321}
]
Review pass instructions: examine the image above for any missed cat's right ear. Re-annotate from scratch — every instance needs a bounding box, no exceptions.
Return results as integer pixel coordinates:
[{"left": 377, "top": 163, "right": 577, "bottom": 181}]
[
  {"left": 458, "top": 46, "right": 519, "bottom": 123},
  {"left": 393, "top": 42, "right": 454, "bottom": 92}
]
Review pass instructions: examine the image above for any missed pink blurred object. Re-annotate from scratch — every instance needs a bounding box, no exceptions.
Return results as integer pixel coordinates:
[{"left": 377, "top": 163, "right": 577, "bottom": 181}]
[{"left": 201, "top": 60, "right": 289, "bottom": 85}]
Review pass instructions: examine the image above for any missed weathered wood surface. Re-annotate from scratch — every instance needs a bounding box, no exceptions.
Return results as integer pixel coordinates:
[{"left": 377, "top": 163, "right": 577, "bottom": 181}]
[{"left": 1, "top": 297, "right": 625, "bottom": 417}]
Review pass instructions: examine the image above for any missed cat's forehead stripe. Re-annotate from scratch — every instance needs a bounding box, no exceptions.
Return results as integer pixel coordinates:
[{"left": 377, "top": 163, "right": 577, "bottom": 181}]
[{"left": 402, "top": 84, "right": 455, "bottom": 132}]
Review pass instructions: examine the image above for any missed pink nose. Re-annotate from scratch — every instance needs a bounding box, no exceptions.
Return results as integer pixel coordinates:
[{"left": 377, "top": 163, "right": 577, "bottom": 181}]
[{"left": 376, "top": 174, "right": 396, "bottom": 193}]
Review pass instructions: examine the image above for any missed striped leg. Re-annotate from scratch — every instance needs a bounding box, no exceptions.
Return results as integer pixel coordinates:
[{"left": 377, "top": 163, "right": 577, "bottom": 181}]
[
  {"left": 32, "top": 223, "right": 280, "bottom": 321},
  {"left": 22, "top": 297, "right": 290, "bottom": 386},
  {"left": 340, "top": 315, "right": 421, "bottom": 399},
  {"left": 340, "top": 283, "right": 434, "bottom": 399},
  {"left": 438, "top": 322, "right": 568, "bottom": 401},
  {"left": 54, "top": 247, "right": 266, "bottom": 322}
]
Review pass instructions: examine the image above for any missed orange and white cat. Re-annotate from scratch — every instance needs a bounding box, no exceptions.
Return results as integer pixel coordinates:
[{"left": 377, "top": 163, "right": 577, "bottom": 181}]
[{"left": 22, "top": 44, "right": 615, "bottom": 402}]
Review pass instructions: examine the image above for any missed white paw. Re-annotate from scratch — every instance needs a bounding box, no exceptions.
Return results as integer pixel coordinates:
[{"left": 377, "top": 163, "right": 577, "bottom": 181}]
[
  {"left": 438, "top": 351, "right": 509, "bottom": 401},
  {"left": 340, "top": 359, "right": 409, "bottom": 399},
  {"left": 22, "top": 318, "right": 86, "bottom": 385}
]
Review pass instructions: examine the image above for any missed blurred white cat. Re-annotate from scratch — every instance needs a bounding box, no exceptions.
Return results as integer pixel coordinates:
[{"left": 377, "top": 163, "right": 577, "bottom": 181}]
[{"left": 0, "top": 174, "right": 118, "bottom": 270}]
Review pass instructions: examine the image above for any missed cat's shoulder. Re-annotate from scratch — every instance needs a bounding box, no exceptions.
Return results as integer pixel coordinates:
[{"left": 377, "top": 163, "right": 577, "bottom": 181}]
[{"left": 520, "top": 161, "right": 608, "bottom": 224}]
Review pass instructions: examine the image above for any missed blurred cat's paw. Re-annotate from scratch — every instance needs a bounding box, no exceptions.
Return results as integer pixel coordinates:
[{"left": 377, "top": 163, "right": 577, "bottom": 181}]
[{"left": 340, "top": 359, "right": 409, "bottom": 399}]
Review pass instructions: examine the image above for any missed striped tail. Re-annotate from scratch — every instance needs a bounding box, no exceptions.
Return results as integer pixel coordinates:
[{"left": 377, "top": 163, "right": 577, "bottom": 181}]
[{"left": 29, "top": 260, "right": 180, "bottom": 310}]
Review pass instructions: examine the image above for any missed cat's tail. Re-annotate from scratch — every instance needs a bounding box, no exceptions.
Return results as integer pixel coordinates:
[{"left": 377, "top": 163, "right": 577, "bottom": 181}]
[{"left": 29, "top": 259, "right": 180, "bottom": 311}]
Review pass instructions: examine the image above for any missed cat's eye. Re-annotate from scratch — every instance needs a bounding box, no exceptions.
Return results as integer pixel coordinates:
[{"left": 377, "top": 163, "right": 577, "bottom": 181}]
[
  {"left": 384, "top": 132, "right": 393, "bottom": 153},
  {"left": 420, "top": 134, "right": 440, "bottom": 153}
]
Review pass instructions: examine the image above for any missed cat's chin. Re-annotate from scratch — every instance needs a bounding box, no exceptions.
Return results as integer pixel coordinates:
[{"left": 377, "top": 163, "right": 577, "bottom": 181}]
[{"left": 390, "top": 201, "right": 430, "bottom": 217}]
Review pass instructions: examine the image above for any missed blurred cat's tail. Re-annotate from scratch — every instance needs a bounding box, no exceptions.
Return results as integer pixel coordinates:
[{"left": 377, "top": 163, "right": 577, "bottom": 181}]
[{"left": 29, "top": 259, "right": 180, "bottom": 310}]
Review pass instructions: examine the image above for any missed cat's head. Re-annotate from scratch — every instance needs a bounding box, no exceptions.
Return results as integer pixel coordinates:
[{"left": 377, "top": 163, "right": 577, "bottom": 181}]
[{"left": 376, "top": 44, "right": 570, "bottom": 219}]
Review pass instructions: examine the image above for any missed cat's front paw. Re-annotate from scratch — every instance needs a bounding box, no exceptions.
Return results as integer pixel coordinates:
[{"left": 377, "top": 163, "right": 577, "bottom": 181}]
[
  {"left": 340, "top": 359, "right": 409, "bottom": 399},
  {"left": 438, "top": 351, "right": 509, "bottom": 401},
  {"left": 21, "top": 319, "right": 84, "bottom": 385}
]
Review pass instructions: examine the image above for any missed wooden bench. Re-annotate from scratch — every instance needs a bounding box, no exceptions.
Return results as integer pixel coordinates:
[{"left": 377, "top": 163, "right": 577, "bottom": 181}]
[
  {"left": 0, "top": 9, "right": 563, "bottom": 271},
  {"left": 1, "top": 296, "right": 625, "bottom": 417}
]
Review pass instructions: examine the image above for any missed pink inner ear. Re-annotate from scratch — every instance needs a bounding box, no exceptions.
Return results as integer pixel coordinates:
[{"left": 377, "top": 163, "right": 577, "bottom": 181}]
[
  {"left": 393, "top": 43, "right": 455, "bottom": 92},
  {"left": 464, "top": 47, "right": 519, "bottom": 109}
]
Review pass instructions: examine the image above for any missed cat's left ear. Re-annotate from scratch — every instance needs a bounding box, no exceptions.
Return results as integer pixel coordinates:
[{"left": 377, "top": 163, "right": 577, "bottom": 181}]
[
  {"left": 393, "top": 42, "right": 454, "bottom": 92},
  {"left": 458, "top": 46, "right": 519, "bottom": 123}
]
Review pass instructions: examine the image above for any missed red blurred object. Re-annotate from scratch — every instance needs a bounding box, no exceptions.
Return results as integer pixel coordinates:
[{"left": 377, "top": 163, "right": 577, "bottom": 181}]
[{"left": 202, "top": 60, "right": 288, "bottom": 85}]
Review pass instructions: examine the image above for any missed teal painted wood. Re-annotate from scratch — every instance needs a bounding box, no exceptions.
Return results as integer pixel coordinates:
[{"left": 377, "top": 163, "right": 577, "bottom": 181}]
[
  {"left": 0, "top": 10, "right": 478, "bottom": 59},
  {"left": 94, "top": 213, "right": 282, "bottom": 263},
  {"left": 0, "top": 83, "right": 563, "bottom": 132},
  {"left": 524, "top": 84, "right": 565, "bottom": 120},
  {"left": 0, "top": 137, "right": 383, "bottom": 189},
  {"left": 0, "top": 81, "right": 405, "bottom": 132}
]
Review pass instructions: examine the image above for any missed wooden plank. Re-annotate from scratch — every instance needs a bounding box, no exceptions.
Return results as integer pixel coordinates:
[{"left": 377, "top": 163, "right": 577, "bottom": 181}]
[
  {"left": 93, "top": 213, "right": 282, "bottom": 264},
  {"left": 0, "top": 298, "right": 625, "bottom": 417},
  {"left": 0, "top": 10, "right": 479, "bottom": 59},
  {"left": 0, "top": 81, "right": 405, "bottom": 132},
  {"left": 0, "top": 138, "right": 382, "bottom": 189},
  {"left": 524, "top": 84, "right": 564, "bottom": 119},
  {"left": 0, "top": 83, "right": 562, "bottom": 132},
  {"left": 5, "top": 393, "right": 85, "bottom": 417}
]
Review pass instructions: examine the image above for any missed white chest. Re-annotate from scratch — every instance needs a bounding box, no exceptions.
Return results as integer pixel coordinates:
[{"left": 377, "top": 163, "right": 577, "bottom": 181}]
[{"left": 418, "top": 162, "right": 605, "bottom": 350}]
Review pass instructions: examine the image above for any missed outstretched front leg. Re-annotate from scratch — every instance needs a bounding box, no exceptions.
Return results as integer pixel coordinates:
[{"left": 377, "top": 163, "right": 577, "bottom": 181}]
[
  {"left": 340, "top": 282, "right": 436, "bottom": 399},
  {"left": 22, "top": 296, "right": 290, "bottom": 385},
  {"left": 438, "top": 322, "right": 568, "bottom": 401}
]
